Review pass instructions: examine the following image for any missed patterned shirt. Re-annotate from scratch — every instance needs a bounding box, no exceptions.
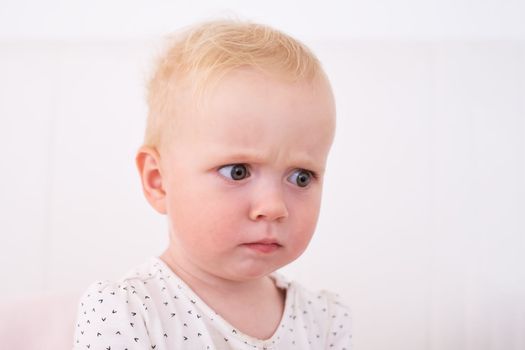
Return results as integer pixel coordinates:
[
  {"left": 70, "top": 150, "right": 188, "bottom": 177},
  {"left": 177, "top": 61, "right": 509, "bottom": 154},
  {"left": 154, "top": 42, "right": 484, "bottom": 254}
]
[{"left": 73, "top": 257, "right": 352, "bottom": 349}]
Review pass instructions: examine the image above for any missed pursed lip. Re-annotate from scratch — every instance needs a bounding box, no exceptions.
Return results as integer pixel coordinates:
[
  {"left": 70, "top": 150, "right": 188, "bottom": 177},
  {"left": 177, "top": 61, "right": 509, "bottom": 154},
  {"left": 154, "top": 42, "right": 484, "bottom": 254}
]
[
  {"left": 242, "top": 238, "right": 282, "bottom": 253},
  {"left": 244, "top": 238, "right": 282, "bottom": 246}
]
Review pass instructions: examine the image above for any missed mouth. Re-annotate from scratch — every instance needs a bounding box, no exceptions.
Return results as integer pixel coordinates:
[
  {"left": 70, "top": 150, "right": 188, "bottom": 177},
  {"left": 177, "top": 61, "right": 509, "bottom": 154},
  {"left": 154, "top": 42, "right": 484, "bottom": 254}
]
[{"left": 242, "top": 239, "right": 282, "bottom": 253}]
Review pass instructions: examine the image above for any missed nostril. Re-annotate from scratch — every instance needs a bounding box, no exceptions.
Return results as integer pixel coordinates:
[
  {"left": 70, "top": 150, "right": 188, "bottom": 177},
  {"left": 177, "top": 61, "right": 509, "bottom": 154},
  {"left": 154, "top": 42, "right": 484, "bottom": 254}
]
[
  {"left": 250, "top": 205, "right": 289, "bottom": 222},
  {"left": 248, "top": 188, "right": 289, "bottom": 221}
]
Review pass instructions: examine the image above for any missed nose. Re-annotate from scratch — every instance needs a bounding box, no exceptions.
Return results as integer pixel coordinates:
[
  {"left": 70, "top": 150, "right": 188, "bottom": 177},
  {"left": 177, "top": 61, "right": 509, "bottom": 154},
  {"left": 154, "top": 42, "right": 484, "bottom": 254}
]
[{"left": 248, "top": 183, "right": 289, "bottom": 222}]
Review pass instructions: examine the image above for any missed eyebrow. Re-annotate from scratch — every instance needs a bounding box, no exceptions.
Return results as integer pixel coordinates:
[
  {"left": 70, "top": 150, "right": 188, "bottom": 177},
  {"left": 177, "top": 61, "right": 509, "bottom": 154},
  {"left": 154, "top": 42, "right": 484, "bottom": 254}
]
[{"left": 214, "top": 150, "right": 324, "bottom": 173}]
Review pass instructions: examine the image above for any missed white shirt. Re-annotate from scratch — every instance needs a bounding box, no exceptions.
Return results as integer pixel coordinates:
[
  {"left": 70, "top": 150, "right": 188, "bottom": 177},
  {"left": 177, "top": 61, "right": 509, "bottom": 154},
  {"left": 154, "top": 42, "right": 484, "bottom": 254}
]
[{"left": 73, "top": 257, "right": 352, "bottom": 349}]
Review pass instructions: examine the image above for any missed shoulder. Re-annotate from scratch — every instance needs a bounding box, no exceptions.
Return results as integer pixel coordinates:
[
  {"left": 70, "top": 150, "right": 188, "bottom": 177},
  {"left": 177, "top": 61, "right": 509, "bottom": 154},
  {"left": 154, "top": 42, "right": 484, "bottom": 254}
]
[
  {"left": 276, "top": 273, "right": 351, "bottom": 320},
  {"left": 76, "top": 278, "right": 139, "bottom": 311},
  {"left": 73, "top": 258, "right": 164, "bottom": 349},
  {"left": 77, "top": 257, "right": 160, "bottom": 306},
  {"left": 78, "top": 256, "right": 168, "bottom": 305},
  {"left": 294, "top": 281, "right": 352, "bottom": 325},
  {"left": 275, "top": 273, "right": 353, "bottom": 349},
  {"left": 74, "top": 274, "right": 149, "bottom": 333}
]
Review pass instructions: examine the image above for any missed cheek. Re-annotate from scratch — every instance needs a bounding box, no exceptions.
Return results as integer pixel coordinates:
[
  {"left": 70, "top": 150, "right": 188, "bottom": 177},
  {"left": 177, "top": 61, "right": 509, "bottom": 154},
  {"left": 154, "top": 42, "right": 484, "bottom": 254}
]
[
  {"left": 296, "top": 208, "right": 320, "bottom": 242},
  {"left": 167, "top": 185, "right": 248, "bottom": 248},
  {"left": 287, "top": 192, "right": 322, "bottom": 248}
]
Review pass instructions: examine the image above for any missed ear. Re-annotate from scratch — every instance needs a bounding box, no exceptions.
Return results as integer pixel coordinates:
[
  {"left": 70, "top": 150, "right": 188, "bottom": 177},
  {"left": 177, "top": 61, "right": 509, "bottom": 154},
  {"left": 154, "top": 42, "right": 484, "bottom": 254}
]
[{"left": 135, "top": 146, "right": 167, "bottom": 214}]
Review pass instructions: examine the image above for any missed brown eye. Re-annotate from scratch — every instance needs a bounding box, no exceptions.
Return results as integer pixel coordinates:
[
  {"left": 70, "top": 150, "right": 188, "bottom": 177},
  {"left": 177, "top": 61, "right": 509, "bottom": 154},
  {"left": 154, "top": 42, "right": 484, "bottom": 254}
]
[
  {"left": 288, "top": 169, "right": 312, "bottom": 188},
  {"left": 218, "top": 164, "right": 250, "bottom": 181}
]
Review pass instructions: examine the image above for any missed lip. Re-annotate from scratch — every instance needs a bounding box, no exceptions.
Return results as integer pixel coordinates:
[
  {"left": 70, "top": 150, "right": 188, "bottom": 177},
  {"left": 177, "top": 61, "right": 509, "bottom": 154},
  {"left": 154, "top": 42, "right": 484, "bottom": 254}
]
[
  {"left": 250, "top": 238, "right": 281, "bottom": 245},
  {"left": 242, "top": 239, "right": 282, "bottom": 253}
]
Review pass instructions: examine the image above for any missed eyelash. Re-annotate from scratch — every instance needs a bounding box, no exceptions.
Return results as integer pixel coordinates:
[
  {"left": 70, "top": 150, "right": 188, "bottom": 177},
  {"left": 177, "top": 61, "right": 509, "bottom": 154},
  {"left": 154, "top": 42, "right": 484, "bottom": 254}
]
[{"left": 217, "top": 163, "right": 318, "bottom": 187}]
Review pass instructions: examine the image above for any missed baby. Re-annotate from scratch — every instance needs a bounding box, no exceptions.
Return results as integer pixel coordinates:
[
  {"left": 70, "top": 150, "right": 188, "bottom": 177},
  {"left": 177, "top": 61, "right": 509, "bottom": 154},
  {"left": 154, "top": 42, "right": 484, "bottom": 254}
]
[{"left": 73, "top": 19, "right": 352, "bottom": 349}]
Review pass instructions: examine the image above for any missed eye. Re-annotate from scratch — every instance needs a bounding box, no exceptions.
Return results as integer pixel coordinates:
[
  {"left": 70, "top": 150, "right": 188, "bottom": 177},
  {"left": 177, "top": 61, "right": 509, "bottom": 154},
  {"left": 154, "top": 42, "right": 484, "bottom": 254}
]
[
  {"left": 288, "top": 169, "right": 314, "bottom": 188},
  {"left": 218, "top": 164, "right": 250, "bottom": 181}
]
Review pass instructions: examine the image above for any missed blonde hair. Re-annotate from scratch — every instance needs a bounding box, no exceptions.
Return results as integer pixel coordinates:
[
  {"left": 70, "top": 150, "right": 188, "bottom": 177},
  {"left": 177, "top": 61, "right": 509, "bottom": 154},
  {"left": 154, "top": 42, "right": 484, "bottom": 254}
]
[{"left": 143, "top": 18, "right": 326, "bottom": 153}]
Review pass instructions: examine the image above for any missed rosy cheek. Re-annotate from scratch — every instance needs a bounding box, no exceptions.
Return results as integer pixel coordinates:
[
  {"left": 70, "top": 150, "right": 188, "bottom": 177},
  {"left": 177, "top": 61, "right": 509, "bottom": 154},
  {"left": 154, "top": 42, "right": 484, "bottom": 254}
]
[
  {"left": 291, "top": 204, "right": 320, "bottom": 244},
  {"left": 299, "top": 220, "right": 316, "bottom": 244},
  {"left": 208, "top": 218, "right": 240, "bottom": 246}
]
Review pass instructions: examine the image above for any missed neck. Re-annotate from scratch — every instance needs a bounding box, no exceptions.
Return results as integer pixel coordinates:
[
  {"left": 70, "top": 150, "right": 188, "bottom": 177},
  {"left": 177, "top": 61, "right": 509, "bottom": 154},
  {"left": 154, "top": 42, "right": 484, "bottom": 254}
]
[
  {"left": 159, "top": 248, "right": 272, "bottom": 298},
  {"left": 159, "top": 247, "right": 287, "bottom": 339}
]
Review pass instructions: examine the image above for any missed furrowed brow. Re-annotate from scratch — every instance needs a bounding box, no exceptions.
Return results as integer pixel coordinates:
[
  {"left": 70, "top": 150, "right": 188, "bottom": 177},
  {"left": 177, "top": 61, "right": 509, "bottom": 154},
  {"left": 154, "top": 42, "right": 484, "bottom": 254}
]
[{"left": 215, "top": 150, "right": 324, "bottom": 173}]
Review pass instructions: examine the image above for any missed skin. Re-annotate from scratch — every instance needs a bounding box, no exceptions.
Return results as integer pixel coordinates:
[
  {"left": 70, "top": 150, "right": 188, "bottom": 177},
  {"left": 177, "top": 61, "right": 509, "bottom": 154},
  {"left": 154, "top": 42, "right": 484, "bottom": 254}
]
[{"left": 135, "top": 67, "right": 336, "bottom": 339}]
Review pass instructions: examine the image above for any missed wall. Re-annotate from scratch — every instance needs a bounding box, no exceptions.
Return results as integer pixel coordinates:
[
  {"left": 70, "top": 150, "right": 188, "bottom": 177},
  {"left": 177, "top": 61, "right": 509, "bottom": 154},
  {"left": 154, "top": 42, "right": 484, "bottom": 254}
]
[{"left": 0, "top": 2, "right": 524, "bottom": 350}]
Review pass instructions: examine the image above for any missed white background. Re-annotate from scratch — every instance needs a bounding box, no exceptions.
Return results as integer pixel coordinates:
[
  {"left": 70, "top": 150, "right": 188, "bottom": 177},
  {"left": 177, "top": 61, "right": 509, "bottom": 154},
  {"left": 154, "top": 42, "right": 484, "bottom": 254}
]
[{"left": 1, "top": 1, "right": 524, "bottom": 349}]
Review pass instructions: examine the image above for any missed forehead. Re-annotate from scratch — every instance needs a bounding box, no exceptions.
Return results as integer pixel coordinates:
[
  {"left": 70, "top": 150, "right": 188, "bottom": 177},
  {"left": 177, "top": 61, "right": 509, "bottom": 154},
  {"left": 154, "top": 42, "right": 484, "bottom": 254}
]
[{"left": 170, "top": 68, "right": 335, "bottom": 164}]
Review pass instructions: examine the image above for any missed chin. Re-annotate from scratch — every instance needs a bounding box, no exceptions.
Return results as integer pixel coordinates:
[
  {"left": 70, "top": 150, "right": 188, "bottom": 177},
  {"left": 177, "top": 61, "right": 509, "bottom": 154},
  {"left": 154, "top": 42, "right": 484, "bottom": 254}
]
[{"left": 228, "top": 265, "right": 278, "bottom": 281}]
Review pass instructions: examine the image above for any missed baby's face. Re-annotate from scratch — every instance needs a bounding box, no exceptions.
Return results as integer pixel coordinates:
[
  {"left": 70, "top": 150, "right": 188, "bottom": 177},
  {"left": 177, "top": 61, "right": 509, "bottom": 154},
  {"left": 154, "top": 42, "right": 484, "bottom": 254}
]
[{"left": 159, "top": 67, "right": 336, "bottom": 282}]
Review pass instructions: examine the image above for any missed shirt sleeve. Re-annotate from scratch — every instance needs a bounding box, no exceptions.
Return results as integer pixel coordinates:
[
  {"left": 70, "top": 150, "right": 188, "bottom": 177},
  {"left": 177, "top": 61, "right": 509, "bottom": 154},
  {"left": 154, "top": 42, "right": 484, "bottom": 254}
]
[
  {"left": 322, "top": 290, "right": 353, "bottom": 350},
  {"left": 72, "top": 280, "right": 152, "bottom": 350}
]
